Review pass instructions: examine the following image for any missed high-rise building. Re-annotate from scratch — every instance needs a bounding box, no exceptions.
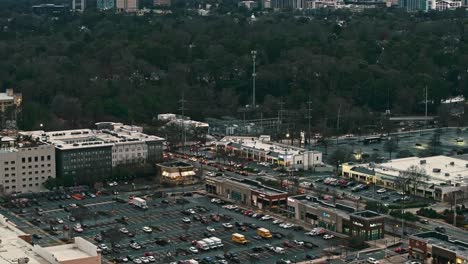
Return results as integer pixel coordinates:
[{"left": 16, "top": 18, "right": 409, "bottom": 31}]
[
  {"left": 97, "top": 0, "right": 115, "bottom": 10},
  {"left": 116, "top": 0, "right": 139, "bottom": 12},
  {"left": 0, "top": 89, "right": 21, "bottom": 113},
  {"left": 71, "top": 0, "right": 86, "bottom": 11}
]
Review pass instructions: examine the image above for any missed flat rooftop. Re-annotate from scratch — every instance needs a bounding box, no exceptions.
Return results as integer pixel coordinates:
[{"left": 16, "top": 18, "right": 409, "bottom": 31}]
[
  {"left": 359, "top": 156, "right": 468, "bottom": 186},
  {"left": 220, "top": 136, "right": 319, "bottom": 157},
  {"left": 21, "top": 126, "right": 164, "bottom": 150},
  {"left": 0, "top": 223, "right": 49, "bottom": 264},
  {"left": 413, "top": 231, "right": 468, "bottom": 259},
  {"left": 45, "top": 244, "right": 95, "bottom": 261},
  {"left": 289, "top": 195, "right": 354, "bottom": 219},
  {"left": 211, "top": 177, "right": 287, "bottom": 196}
]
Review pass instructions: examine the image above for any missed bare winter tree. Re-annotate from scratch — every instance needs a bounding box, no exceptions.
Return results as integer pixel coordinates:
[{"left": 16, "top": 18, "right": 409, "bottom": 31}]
[{"left": 399, "top": 165, "right": 428, "bottom": 195}]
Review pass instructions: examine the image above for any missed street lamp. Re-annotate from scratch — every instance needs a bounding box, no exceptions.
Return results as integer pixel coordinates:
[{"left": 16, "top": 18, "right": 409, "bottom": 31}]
[{"left": 251, "top": 50, "right": 257, "bottom": 108}]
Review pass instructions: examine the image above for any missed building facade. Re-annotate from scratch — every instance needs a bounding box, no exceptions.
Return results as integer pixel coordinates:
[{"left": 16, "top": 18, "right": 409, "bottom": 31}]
[
  {"left": 0, "top": 89, "right": 22, "bottom": 113},
  {"left": 205, "top": 177, "right": 288, "bottom": 210},
  {"left": 116, "top": 0, "right": 139, "bottom": 12},
  {"left": 97, "top": 0, "right": 115, "bottom": 10},
  {"left": 217, "top": 136, "right": 323, "bottom": 170},
  {"left": 342, "top": 156, "right": 468, "bottom": 201},
  {"left": 21, "top": 122, "right": 164, "bottom": 185},
  {"left": 0, "top": 135, "right": 56, "bottom": 195},
  {"left": 409, "top": 232, "right": 468, "bottom": 264},
  {"left": 157, "top": 161, "right": 196, "bottom": 185}
]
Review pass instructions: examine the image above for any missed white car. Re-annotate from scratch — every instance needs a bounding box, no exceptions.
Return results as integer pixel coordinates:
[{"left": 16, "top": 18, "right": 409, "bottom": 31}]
[
  {"left": 367, "top": 257, "right": 379, "bottom": 264},
  {"left": 281, "top": 223, "right": 294, "bottom": 229},
  {"left": 206, "top": 226, "right": 215, "bottom": 232},
  {"left": 133, "top": 258, "right": 142, "bottom": 264},
  {"left": 73, "top": 223, "right": 83, "bottom": 233},
  {"left": 211, "top": 198, "right": 221, "bottom": 203},
  {"left": 323, "top": 234, "right": 334, "bottom": 240},
  {"left": 140, "top": 257, "right": 150, "bottom": 263},
  {"left": 119, "top": 227, "right": 129, "bottom": 234},
  {"left": 129, "top": 242, "right": 141, "bottom": 250},
  {"left": 182, "top": 217, "right": 191, "bottom": 223},
  {"left": 273, "top": 219, "right": 283, "bottom": 225},
  {"left": 56, "top": 218, "right": 64, "bottom": 224},
  {"left": 260, "top": 215, "right": 273, "bottom": 221},
  {"left": 142, "top": 226, "right": 152, "bottom": 233},
  {"left": 189, "top": 246, "right": 199, "bottom": 254},
  {"left": 187, "top": 208, "right": 196, "bottom": 214},
  {"left": 207, "top": 172, "right": 214, "bottom": 177},
  {"left": 377, "top": 188, "right": 386, "bottom": 194},
  {"left": 98, "top": 244, "right": 109, "bottom": 250},
  {"left": 272, "top": 247, "right": 285, "bottom": 254},
  {"left": 147, "top": 256, "right": 156, "bottom": 262},
  {"left": 222, "top": 223, "right": 233, "bottom": 228},
  {"left": 293, "top": 240, "right": 304, "bottom": 245}
]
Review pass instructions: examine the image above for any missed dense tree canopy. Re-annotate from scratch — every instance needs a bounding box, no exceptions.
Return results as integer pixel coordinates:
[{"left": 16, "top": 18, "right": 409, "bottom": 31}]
[{"left": 1, "top": 1, "right": 467, "bottom": 133}]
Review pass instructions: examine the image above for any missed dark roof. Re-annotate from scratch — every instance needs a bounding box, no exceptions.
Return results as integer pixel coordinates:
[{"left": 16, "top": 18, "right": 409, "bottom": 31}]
[{"left": 351, "top": 166, "right": 375, "bottom": 175}]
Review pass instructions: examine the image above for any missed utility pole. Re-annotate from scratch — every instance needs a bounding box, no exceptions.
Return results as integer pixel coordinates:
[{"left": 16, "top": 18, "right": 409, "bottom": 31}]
[
  {"left": 278, "top": 98, "right": 285, "bottom": 136},
  {"left": 425, "top": 86, "right": 428, "bottom": 128},
  {"left": 306, "top": 96, "right": 313, "bottom": 147},
  {"left": 453, "top": 193, "right": 457, "bottom": 227},
  {"left": 179, "top": 93, "right": 187, "bottom": 154},
  {"left": 251, "top": 50, "right": 257, "bottom": 108}
]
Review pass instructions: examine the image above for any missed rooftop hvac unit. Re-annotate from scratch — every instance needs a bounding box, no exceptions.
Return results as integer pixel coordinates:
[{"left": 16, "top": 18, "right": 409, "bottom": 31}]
[
  {"left": 433, "top": 168, "right": 441, "bottom": 173},
  {"left": 445, "top": 173, "right": 450, "bottom": 176},
  {"left": 450, "top": 162, "right": 455, "bottom": 166},
  {"left": 420, "top": 160, "right": 426, "bottom": 164}
]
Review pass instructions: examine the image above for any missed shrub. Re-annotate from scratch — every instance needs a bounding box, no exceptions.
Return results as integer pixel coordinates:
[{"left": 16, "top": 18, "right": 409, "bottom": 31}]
[{"left": 390, "top": 210, "right": 419, "bottom": 222}]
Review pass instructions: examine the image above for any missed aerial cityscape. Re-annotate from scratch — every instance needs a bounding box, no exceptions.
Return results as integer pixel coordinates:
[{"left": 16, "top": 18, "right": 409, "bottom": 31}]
[{"left": 0, "top": 0, "right": 467, "bottom": 263}]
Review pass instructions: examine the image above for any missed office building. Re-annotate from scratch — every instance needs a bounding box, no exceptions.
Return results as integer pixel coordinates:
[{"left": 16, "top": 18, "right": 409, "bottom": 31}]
[
  {"left": 205, "top": 177, "right": 288, "bottom": 210},
  {"left": 0, "top": 89, "right": 22, "bottom": 113},
  {"left": 71, "top": 0, "right": 86, "bottom": 11},
  {"left": 0, "top": 135, "right": 56, "bottom": 195},
  {"left": 0, "top": 214, "right": 101, "bottom": 264},
  {"left": 287, "top": 195, "right": 386, "bottom": 240},
  {"left": 342, "top": 155, "right": 468, "bottom": 201},
  {"left": 216, "top": 135, "right": 323, "bottom": 170},
  {"left": 399, "top": 0, "right": 430, "bottom": 11},
  {"left": 116, "top": 0, "right": 139, "bottom": 12},
  {"left": 157, "top": 161, "right": 196, "bottom": 185},
  {"left": 409, "top": 231, "right": 468, "bottom": 264},
  {"left": 97, "top": 0, "right": 115, "bottom": 10}
]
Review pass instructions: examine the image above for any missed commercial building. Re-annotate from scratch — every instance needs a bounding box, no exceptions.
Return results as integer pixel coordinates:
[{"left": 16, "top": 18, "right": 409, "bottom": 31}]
[
  {"left": 0, "top": 89, "right": 22, "bottom": 113},
  {"left": 0, "top": 214, "right": 101, "bottom": 264},
  {"left": 32, "top": 4, "right": 67, "bottom": 14},
  {"left": 157, "top": 161, "right": 196, "bottom": 185},
  {"left": 21, "top": 122, "right": 164, "bottom": 184},
  {"left": 0, "top": 135, "right": 56, "bottom": 195},
  {"left": 342, "top": 155, "right": 468, "bottom": 201},
  {"left": 116, "top": 0, "right": 139, "bottom": 12},
  {"left": 409, "top": 231, "right": 468, "bottom": 264},
  {"left": 97, "top": 0, "right": 115, "bottom": 10},
  {"left": 205, "top": 177, "right": 288, "bottom": 210},
  {"left": 287, "top": 195, "right": 386, "bottom": 240},
  {"left": 216, "top": 136, "right": 322, "bottom": 170},
  {"left": 158, "top": 113, "right": 209, "bottom": 130}
]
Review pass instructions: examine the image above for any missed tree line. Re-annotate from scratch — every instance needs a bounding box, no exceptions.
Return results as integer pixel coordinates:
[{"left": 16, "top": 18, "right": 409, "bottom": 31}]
[{"left": 0, "top": 1, "right": 467, "bottom": 134}]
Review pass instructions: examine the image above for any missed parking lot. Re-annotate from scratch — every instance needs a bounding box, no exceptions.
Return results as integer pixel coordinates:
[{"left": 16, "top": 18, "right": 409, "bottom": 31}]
[{"left": 2, "top": 191, "right": 347, "bottom": 264}]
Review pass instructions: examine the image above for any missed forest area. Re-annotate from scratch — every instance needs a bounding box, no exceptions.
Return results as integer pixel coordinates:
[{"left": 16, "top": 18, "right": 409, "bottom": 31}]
[{"left": 0, "top": 0, "right": 468, "bottom": 134}]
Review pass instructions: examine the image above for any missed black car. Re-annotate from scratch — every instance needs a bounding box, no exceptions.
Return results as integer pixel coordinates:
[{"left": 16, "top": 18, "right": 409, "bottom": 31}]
[
  {"left": 380, "top": 196, "right": 389, "bottom": 200},
  {"left": 252, "top": 246, "right": 264, "bottom": 252},
  {"left": 304, "top": 242, "right": 317, "bottom": 249},
  {"left": 435, "top": 226, "right": 446, "bottom": 233},
  {"left": 32, "top": 234, "right": 43, "bottom": 239},
  {"left": 273, "top": 233, "right": 283, "bottom": 239},
  {"left": 235, "top": 222, "right": 245, "bottom": 227}
]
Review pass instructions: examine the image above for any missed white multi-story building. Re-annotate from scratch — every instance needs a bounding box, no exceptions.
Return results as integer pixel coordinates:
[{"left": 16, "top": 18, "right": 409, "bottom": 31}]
[
  {"left": 435, "top": 0, "right": 461, "bottom": 9},
  {"left": 0, "top": 135, "right": 56, "bottom": 195}
]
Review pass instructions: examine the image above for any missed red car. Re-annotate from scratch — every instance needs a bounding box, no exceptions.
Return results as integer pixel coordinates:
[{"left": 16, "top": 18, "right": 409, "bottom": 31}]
[
  {"left": 244, "top": 210, "right": 252, "bottom": 215},
  {"left": 394, "top": 247, "right": 408, "bottom": 254},
  {"left": 283, "top": 241, "right": 294, "bottom": 248}
]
